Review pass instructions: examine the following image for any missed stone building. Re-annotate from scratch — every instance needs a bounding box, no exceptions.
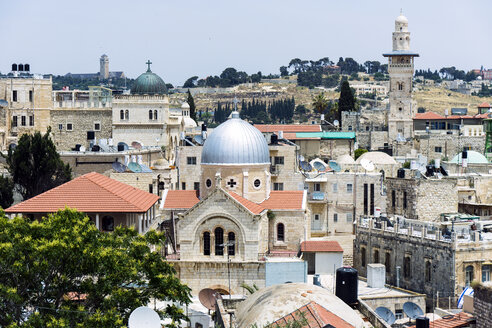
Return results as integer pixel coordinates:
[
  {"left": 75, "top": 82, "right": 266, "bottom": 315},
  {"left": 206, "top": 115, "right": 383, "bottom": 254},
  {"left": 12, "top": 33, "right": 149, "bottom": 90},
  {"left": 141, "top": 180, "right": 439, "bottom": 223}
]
[
  {"left": 474, "top": 282, "right": 492, "bottom": 328},
  {"left": 386, "top": 175, "right": 458, "bottom": 221},
  {"left": 354, "top": 218, "right": 492, "bottom": 309}
]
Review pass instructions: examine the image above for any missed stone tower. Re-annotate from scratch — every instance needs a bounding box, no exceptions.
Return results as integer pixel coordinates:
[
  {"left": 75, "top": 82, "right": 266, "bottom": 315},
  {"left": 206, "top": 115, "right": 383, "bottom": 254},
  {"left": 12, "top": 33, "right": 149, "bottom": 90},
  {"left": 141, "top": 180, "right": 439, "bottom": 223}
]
[
  {"left": 99, "top": 54, "right": 109, "bottom": 80},
  {"left": 383, "top": 12, "right": 419, "bottom": 141}
]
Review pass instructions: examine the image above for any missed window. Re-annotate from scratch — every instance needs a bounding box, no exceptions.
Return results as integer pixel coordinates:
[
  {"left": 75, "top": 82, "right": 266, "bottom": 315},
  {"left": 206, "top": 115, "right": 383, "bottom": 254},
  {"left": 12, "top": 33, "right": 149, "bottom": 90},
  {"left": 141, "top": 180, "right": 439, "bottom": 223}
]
[
  {"left": 395, "top": 309, "right": 403, "bottom": 320},
  {"left": 120, "top": 110, "right": 124, "bottom": 120},
  {"left": 403, "top": 191, "right": 407, "bottom": 209},
  {"left": 398, "top": 82, "right": 403, "bottom": 91},
  {"left": 361, "top": 247, "right": 366, "bottom": 267},
  {"left": 373, "top": 249, "right": 379, "bottom": 263},
  {"left": 67, "top": 123, "right": 73, "bottom": 131},
  {"left": 21, "top": 116, "right": 26, "bottom": 126},
  {"left": 12, "top": 90, "right": 17, "bottom": 102},
  {"left": 277, "top": 223, "right": 285, "bottom": 241},
  {"left": 94, "top": 122, "right": 101, "bottom": 131},
  {"left": 332, "top": 183, "right": 338, "bottom": 193},
  {"left": 465, "top": 266, "right": 474, "bottom": 286},
  {"left": 148, "top": 184, "right": 153, "bottom": 194},
  {"left": 29, "top": 115, "right": 34, "bottom": 126},
  {"left": 274, "top": 156, "right": 284, "bottom": 165},
  {"left": 203, "top": 232, "right": 211, "bottom": 255},
  {"left": 399, "top": 107, "right": 403, "bottom": 112},
  {"left": 425, "top": 260, "right": 432, "bottom": 282},
  {"left": 206, "top": 179, "right": 212, "bottom": 189},
  {"left": 346, "top": 184, "right": 353, "bottom": 193},
  {"left": 435, "top": 146, "right": 442, "bottom": 153},
  {"left": 370, "top": 184, "right": 374, "bottom": 216},
  {"left": 228, "top": 232, "right": 235, "bottom": 256},
  {"left": 58, "top": 123, "right": 63, "bottom": 130},
  {"left": 187, "top": 157, "right": 197, "bottom": 165},
  {"left": 12, "top": 116, "right": 18, "bottom": 127},
  {"left": 364, "top": 183, "right": 368, "bottom": 215},
  {"left": 253, "top": 179, "right": 261, "bottom": 188},
  {"left": 333, "top": 213, "right": 338, "bottom": 222},
  {"left": 215, "top": 227, "right": 224, "bottom": 256},
  {"left": 194, "top": 182, "right": 200, "bottom": 191},
  {"left": 125, "top": 110, "right": 129, "bottom": 120},
  {"left": 385, "top": 252, "right": 391, "bottom": 272},
  {"left": 101, "top": 216, "right": 114, "bottom": 231},
  {"left": 482, "top": 265, "right": 491, "bottom": 282},
  {"left": 348, "top": 125, "right": 353, "bottom": 131},
  {"left": 346, "top": 213, "right": 353, "bottom": 223},
  {"left": 366, "top": 126, "right": 369, "bottom": 131},
  {"left": 273, "top": 182, "right": 284, "bottom": 191},
  {"left": 149, "top": 110, "right": 153, "bottom": 120},
  {"left": 154, "top": 110, "right": 158, "bottom": 120},
  {"left": 181, "top": 182, "right": 186, "bottom": 190},
  {"left": 404, "top": 256, "right": 411, "bottom": 278},
  {"left": 392, "top": 190, "right": 396, "bottom": 208},
  {"left": 314, "top": 183, "right": 321, "bottom": 192},
  {"left": 29, "top": 90, "right": 33, "bottom": 102}
]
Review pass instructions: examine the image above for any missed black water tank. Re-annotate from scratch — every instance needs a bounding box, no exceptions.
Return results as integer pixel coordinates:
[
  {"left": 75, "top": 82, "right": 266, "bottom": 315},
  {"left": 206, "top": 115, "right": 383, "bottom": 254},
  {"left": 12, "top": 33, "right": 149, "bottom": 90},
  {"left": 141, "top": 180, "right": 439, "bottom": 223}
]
[
  {"left": 18, "top": 64, "right": 24, "bottom": 71},
  {"left": 87, "top": 131, "right": 95, "bottom": 140},
  {"left": 335, "top": 267, "right": 358, "bottom": 305},
  {"left": 117, "top": 144, "right": 125, "bottom": 152},
  {"left": 11, "top": 64, "right": 17, "bottom": 71},
  {"left": 271, "top": 133, "right": 278, "bottom": 145},
  {"left": 397, "top": 168, "right": 405, "bottom": 178},
  {"left": 92, "top": 145, "right": 100, "bottom": 152},
  {"left": 24, "top": 64, "right": 30, "bottom": 72},
  {"left": 416, "top": 316, "right": 429, "bottom": 328},
  {"left": 74, "top": 144, "right": 81, "bottom": 151},
  {"left": 201, "top": 123, "right": 207, "bottom": 131},
  {"left": 462, "top": 150, "right": 468, "bottom": 159}
]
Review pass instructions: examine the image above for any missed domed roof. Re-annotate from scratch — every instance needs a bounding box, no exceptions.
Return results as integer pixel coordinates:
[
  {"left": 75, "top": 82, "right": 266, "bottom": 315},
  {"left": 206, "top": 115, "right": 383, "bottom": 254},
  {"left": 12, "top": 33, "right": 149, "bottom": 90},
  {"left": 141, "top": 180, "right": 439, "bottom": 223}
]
[
  {"left": 355, "top": 151, "right": 397, "bottom": 165},
  {"left": 235, "top": 283, "right": 365, "bottom": 328},
  {"left": 336, "top": 154, "right": 355, "bottom": 164},
  {"left": 182, "top": 117, "right": 197, "bottom": 128},
  {"left": 450, "top": 151, "right": 488, "bottom": 164},
  {"left": 201, "top": 112, "right": 270, "bottom": 165},
  {"left": 131, "top": 61, "right": 168, "bottom": 95},
  {"left": 396, "top": 14, "right": 408, "bottom": 24}
]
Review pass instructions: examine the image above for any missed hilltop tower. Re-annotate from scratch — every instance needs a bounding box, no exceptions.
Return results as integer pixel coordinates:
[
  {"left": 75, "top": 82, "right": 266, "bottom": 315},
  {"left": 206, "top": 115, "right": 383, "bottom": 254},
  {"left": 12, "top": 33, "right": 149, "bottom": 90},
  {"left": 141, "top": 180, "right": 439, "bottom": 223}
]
[
  {"left": 383, "top": 12, "right": 419, "bottom": 141},
  {"left": 99, "top": 54, "right": 109, "bottom": 80}
]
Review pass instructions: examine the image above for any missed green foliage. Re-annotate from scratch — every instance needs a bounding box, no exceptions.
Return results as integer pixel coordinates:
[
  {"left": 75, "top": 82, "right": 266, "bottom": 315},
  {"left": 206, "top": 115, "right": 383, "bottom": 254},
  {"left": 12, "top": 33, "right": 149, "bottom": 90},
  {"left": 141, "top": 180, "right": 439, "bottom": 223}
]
[
  {"left": 240, "top": 283, "right": 259, "bottom": 295},
  {"left": 338, "top": 80, "right": 356, "bottom": 115},
  {"left": 0, "top": 175, "right": 13, "bottom": 209},
  {"left": 6, "top": 128, "right": 71, "bottom": 200},
  {"left": 312, "top": 93, "right": 329, "bottom": 115},
  {"left": 186, "top": 89, "right": 197, "bottom": 121},
  {"left": 354, "top": 148, "right": 368, "bottom": 160},
  {"left": 266, "top": 210, "right": 276, "bottom": 220},
  {"left": 0, "top": 209, "right": 191, "bottom": 327},
  {"left": 280, "top": 66, "right": 289, "bottom": 77},
  {"left": 51, "top": 75, "right": 134, "bottom": 91},
  {"left": 402, "top": 161, "right": 411, "bottom": 169},
  {"left": 183, "top": 76, "right": 198, "bottom": 88},
  {"left": 239, "top": 98, "right": 295, "bottom": 124}
]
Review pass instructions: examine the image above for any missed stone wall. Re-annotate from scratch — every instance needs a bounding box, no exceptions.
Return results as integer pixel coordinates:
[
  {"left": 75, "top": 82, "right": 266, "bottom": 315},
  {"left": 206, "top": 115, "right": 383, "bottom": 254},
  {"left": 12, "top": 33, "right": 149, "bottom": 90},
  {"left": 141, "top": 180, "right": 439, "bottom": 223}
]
[
  {"left": 414, "top": 134, "right": 485, "bottom": 161},
  {"left": 474, "top": 283, "right": 492, "bottom": 328},
  {"left": 319, "top": 139, "right": 354, "bottom": 159},
  {"left": 268, "top": 210, "right": 308, "bottom": 252}
]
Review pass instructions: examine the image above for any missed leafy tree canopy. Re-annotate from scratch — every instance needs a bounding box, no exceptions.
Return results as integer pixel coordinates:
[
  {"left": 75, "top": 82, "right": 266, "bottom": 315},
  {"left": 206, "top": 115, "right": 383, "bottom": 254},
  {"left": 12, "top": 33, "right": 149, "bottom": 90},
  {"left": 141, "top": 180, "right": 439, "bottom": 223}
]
[
  {"left": 0, "top": 209, "right": 191, "bottom": 327},
  {"left": 0, "top": 175, "right": 13, "bottom": 209},
  {"left": 186, "top": 89, "right": 197, "bottom": 121}
]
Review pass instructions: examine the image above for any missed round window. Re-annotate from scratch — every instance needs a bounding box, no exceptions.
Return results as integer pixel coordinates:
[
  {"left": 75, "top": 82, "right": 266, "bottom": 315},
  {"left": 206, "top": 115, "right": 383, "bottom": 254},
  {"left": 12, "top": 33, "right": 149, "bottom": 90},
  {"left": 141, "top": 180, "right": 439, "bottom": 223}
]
[
  {"left": 254, "top": 179, "right": 261, "bottom": 188},
  {"left": 206, "top": 179, "right": 212, "bottom": 188}
]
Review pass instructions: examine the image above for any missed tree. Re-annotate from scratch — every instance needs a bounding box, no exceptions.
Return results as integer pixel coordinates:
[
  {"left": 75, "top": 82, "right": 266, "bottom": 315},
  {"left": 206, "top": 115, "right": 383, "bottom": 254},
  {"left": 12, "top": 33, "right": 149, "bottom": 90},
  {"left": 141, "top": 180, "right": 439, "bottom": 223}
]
[
  {"left": 0, "top": 209, "right": 191, "bottom": 326},
  {"left": 6, "top": 128, "right": 72, "bottom": 200},
  {"left": 354, "top": 148, "right": 368, "bottom": 160},
  {"left": 338, "top": 80, "right": 356, "bottom": 113},
  {"left": 183, "top": 76, "right": 198, "bottom": 88},
  {"left": 312, "top": 93, "right": 329, "bottom": 115},
  {"left": 0, "top": 175, "right": 13, "bottom": 209},
  {"left": 186, "top": 89, "right": 197, "bottom": 121},
  {"left": 280, "top": 66, "right": 289, "bottom": 77}
]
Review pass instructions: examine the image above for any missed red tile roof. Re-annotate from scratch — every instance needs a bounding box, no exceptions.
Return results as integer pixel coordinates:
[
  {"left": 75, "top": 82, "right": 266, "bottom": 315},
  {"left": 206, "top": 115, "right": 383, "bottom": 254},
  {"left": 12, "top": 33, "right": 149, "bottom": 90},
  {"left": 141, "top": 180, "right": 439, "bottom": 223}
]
[
  {"left": 414, "top": 112, "right": 445, "bottom": 120},
  {"left": 478, "top": 102, "right": 491, "bottom": 108},
  {"left": 283, "top": 132, "right": 320, "bottom": 140},
  {"left": 261, "top": 191, "right": 305, "bottom": 210},
  {"left": 254, "top": 124, "right": 321, "bottom": 133},
  {"left": 6, "top": 172, "right": 159, "bottom": 214},
  {"left": 271, "top": 301, "right": 354, "bottom": 328},
  {"left": 409, "top": 313, "right": 473, "bottom": 328},
  {"left": 162, "top": 190, "right": 200, "bottom": 209},
  {"left": 228, "top": 192, "right": 265, "bottom": 215},
  {"left": 301, "top": 240, "right": 343, "bottom": 252}
]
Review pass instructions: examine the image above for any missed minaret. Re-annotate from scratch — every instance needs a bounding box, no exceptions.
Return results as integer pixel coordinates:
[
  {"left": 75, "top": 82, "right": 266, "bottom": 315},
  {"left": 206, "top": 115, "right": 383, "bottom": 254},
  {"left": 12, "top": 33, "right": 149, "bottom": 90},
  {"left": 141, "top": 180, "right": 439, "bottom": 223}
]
[
  {"left": 383, "top": 12, "right": 419, "bottom": 141},
  {"left": 99, "top": 54, "right": 109, "bottom": 80}
]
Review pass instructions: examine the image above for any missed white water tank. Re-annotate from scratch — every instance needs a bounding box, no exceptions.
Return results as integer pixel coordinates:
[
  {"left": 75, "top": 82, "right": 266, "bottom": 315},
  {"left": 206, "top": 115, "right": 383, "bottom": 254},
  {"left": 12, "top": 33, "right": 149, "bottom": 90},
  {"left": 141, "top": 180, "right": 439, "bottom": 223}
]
[{"left": 367, "top": 263, "right": 386, "bottom": 288}]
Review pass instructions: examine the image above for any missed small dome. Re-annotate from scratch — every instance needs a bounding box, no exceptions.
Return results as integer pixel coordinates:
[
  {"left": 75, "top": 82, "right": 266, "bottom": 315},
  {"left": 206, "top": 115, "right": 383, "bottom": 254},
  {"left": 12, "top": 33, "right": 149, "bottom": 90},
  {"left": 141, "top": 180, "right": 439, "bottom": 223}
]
[
  {"left": 450, "top": 151, "right": 488, "bottom": 164},
  {"left": 355, "top": 151, "right": 397, "bottom": 165},
  {"left": 336, "top": 154, "right": 355, "bottom": 164},
  {"left": 396, "top": 14, "right": 408, "bottom": 24},
  {"left": 181, "top": 102, "right": 190, "bottom": 109},
  {"left": 183, "top": 117, "right": 197, "bottom": 128},
  {"left": 201, "top": 112, "right": 270, "bottom": 165},
  {"left": 131, "top": 61, "right": 168, "bottom": 95}
]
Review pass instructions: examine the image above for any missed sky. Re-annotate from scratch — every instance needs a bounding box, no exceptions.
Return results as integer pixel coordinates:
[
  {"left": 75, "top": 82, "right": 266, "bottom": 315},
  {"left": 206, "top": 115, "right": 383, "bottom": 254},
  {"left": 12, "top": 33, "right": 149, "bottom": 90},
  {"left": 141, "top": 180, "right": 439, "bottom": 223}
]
[{"left": 1, "top": 0, "right": 491, "bottom": 85}]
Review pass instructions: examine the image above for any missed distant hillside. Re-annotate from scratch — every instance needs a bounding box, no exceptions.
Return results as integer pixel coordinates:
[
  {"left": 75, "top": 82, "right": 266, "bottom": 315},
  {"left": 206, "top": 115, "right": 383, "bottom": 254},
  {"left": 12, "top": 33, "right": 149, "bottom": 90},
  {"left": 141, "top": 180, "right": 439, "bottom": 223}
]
[{"left": 414, "top": 87, "right": 492, "bottom": 115}]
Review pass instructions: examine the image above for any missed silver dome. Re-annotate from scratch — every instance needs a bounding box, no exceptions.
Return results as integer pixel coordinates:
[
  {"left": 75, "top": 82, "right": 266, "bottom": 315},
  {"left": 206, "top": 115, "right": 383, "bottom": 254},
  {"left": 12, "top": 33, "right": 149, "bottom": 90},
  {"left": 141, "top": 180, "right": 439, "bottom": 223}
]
[{"left": 201, "top": 112, "right": 270, "bottom": 165}]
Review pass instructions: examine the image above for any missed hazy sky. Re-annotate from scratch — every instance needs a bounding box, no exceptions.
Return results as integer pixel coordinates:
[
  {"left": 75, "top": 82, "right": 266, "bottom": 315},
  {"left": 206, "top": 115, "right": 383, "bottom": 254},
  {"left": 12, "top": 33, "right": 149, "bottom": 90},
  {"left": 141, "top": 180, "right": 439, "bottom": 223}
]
[{"left": 1, "top": 0, "right": 490, "bottom": 85}]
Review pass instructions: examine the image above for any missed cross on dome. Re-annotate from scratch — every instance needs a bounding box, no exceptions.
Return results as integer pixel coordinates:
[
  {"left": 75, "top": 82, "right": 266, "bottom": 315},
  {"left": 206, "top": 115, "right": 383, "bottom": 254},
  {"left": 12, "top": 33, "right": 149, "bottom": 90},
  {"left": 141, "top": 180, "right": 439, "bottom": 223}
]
[{"left": 146, "top": 60, "right": 152, "bottom": 72}]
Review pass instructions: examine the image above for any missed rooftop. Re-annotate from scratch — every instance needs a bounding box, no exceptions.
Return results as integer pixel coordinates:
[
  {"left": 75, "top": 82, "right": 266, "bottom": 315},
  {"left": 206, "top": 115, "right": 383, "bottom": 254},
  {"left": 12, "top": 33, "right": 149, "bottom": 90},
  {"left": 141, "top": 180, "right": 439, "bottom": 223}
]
[
  {"left": 254, "top": 124, "right": 321, "bottom": 133},
  {"left": 301, "top": 240, "right": 343, "bottom": 253},
  {"left": 161, "top": 190, "right": 199, "bottom": 210},
  {"left": 408, "top": 312, "right": 473, "bottom": 328}
]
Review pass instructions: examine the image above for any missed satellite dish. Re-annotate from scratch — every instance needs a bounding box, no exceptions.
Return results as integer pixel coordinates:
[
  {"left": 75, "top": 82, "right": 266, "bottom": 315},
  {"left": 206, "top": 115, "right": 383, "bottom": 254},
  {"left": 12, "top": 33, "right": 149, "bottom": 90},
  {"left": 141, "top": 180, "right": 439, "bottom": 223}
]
[
  {"left": 298, "top": 155, "right": 305, "bottom": 162},
  {"left": 128, "top": 306, "right": 161, "bottom": 328},
  {"left": 198, "top": 288, "right": 222, "bottom": 311},
  {"left": 112, "top": 161, "right": 127, "bottom": 173},
  {"left": 360, "top": 158, "right": 375, "bottom": 172},
  {"left": 313, "top": 161, "right": 326, "bottom": 171},
  {"left": 300, "top": 161, "right": 312, "bottom": 172},
  {"left": 194, "top": 135, "right": 204, "bottom": 145},
  {"left": 131, "top": 141, "right": 143, "bottom": 150},
  {"left": 0, "top": 99, "right": 8, "bottom": 107},
  {"left": 403, "top": 301, "right": 424, "bottom": 320},
  {"left": 117, "top": 142, "right": 129, "bottom": 151},
  {"left": 333, "top": 120, "right": 339, "bottom": 127},
  {"left": 329, "top": 161, "right": 341, "bottom": 172},
  {"left": 375, "top": 307, "right": 396, "bottom": 325},
  {"left": 128, "top": 162, "right": 143, "bottom": 173},
  {"left": 139, "top": 164, "right": 153, "bottom": 173}
]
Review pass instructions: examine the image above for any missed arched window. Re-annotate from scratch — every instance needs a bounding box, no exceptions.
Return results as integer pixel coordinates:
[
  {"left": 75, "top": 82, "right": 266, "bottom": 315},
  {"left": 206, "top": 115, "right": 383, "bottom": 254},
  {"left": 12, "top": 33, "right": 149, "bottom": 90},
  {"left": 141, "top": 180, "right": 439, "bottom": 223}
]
[
  {"left": 465, "top": 265, "right": 474, "bottom": 286},
  {"left": 398, "top": 82, "right": 403, "bottom": 91},
  {"left": 228, "top": 232, "right": 235, "bottom": 256},
  {"left": 120, "top": 110, "right": 124, "bottom": 120},
  {"left": 373, "top": 249, "right": 379, "bottom": 263},
  {"left": 425, "top": 260, "right": 432, "bottom": 282},
  {"left": 125, "top": 110, "right": 129, "bottom": 120},
  {"left": 203, "top": 231, "right": 210, "bottom": 255},
  {"left": 215, "top": 227, "right": 224, "bottom": 256},
  {"left": 277, "top": 223, "right": 285, "bottom": 242},
  {"left": 361, "top": 247, "right": 366, "bottom": 267},
  {"left": 385, "top": 252, "right": 391, "bottom": 272},
  {"left": 154, "top": 110, "right": 158, "bottom": 120},
  {"left": 404, "top": 256, "right": 411, "bottom": 278},
  {"left": 102, "top": 216, "right": 114, "bottom": 231},
  {"left": 149, "top": 110, "right": 153, "bottom": 120}
]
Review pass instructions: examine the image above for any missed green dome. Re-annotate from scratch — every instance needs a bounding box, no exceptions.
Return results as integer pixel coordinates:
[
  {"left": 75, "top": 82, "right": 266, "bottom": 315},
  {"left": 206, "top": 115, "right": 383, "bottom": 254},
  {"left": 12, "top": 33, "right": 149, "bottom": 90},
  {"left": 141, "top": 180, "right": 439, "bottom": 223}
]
[
  {"left": 450, "top": 151, "right": 489, "bottom": 164},
  {"left": 131, "top": 61, "right": 168, "bottom": 95}
]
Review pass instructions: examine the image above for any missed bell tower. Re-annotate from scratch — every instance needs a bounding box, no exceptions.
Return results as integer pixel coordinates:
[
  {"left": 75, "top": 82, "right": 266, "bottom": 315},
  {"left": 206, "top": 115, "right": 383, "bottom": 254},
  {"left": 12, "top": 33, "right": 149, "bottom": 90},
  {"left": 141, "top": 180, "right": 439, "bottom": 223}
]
[
  {"left": 100, "top": 54, "right": 109, "bottom": 80},
  {"left": 383, "top": 12, "right": 419, "bottom": 141}
]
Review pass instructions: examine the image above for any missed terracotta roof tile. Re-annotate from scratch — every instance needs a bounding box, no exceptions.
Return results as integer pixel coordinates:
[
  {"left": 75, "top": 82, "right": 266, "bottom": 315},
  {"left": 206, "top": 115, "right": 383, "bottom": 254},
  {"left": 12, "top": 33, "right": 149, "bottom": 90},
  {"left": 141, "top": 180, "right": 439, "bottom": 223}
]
[
  {"left": 228, "top": 192, "right": 265, "bottom": 214},
  {"left": 478, "top": 102, "right": 491, "bottom": 108},
  {"left": 414, "top": 112, "right": 445, "bottom": 120},
  {"left": 254, "top": 124, "right": 321, "bottom": 133},
  {"left": 261, "top": 191, "right": 305, "bottom": 210},
  {"left": 409, "top": 313, "right": 473, "bottom": 328},
  {"left": 301, "top": 240, "right": 343, "bottom": 252},
  {"left": 6, "top": 172, "right": 159, "bottom": 214},
  {"left": 162, "top": 190, "right": 200, "bottom": 209},
  {"left": 271, "top": 301, "right": 354, "bottom": 328}
]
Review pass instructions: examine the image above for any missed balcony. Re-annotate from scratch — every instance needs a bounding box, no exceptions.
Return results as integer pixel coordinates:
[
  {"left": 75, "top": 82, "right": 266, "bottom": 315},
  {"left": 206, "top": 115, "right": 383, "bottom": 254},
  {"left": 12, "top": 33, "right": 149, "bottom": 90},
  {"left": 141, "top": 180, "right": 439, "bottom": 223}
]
[
  {"left": 270, "top": 164, "right": 280, "bottom": 176},
  {"left": 308, "top": 192, "right": 326, "bottom": 202}
]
